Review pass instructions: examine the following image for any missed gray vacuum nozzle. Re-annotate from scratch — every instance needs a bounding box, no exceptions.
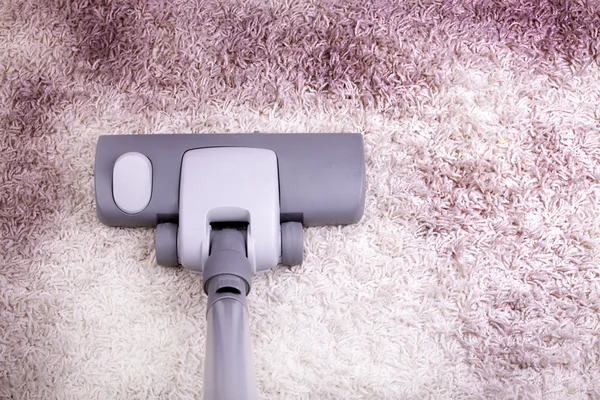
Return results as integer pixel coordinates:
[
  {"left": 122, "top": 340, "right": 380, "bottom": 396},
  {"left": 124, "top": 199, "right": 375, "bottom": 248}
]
[
  {"left": 95, "top": 133, "right": 365, "bottom": 229},
  {"left": 95, "top": 133, "right": 365, "bottom": 272},
  {"left": 93, "top": 133, "right": 366, "bottom": 400}
]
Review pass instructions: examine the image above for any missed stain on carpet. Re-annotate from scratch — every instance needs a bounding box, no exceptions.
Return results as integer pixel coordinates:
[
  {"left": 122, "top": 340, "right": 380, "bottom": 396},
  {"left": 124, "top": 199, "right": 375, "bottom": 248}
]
[
  {"left": 0, "top": 76, "right": 68, "bottom": 263},
  {"left": 466, "top": 0, "right": 600, "bottom": 65}
]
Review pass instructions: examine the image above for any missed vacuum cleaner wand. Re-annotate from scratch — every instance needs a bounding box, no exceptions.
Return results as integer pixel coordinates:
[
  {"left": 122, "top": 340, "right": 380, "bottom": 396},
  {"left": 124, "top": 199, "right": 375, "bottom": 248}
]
[
  {"left": 204, "top": 228, "right": 256, "bottom": 399},
  {"left": 94, "top": 133, "right": 365, "bottom": 399}
]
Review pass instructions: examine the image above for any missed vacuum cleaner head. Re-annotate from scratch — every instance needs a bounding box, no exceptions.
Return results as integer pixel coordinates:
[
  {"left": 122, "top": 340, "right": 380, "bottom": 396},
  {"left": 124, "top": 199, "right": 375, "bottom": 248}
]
[
  {"left": 94, "top": 133, "right": 365, "bottom": 399},
  {"left": 95, "top": 133, "right": 366, "bottom": 273}
]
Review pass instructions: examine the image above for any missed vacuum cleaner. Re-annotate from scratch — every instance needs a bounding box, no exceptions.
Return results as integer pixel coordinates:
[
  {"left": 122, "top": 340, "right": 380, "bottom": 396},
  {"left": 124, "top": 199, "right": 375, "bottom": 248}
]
[{"left": 94, "top": 133, "right": 366, "bottom": 399}]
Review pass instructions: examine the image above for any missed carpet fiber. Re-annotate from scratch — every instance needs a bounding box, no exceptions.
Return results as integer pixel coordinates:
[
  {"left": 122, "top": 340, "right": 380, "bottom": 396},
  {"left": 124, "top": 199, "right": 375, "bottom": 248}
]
[{"left": 2, "top": 0, "right": 600, "bottom": 398}]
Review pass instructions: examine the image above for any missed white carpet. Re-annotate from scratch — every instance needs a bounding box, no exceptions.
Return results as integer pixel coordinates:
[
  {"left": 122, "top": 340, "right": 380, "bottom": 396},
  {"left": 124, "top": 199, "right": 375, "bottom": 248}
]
[{"left": 2, "top": 0, "right": 600, "bottom": 398}]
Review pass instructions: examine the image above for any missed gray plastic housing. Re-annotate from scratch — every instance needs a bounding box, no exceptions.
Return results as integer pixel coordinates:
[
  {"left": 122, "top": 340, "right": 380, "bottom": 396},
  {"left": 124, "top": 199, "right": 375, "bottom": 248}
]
[
  {"left": 205, "top": 275, "right": 256, "bottom": 400},
  {"left": 94, "top": 133, "right": 365, "bottom": 228},
  {"left": 281, "top": 222, "right": 303, "bottom": 266},
  {"left": 203, "top": 229, "right": 256, "bottom": 400}
]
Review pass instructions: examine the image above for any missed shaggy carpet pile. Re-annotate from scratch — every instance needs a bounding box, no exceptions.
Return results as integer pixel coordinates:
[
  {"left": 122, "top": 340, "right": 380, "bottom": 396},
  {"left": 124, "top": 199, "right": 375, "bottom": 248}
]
[{"left": 2, "top": 0, "right": 600, "bottom": 398}]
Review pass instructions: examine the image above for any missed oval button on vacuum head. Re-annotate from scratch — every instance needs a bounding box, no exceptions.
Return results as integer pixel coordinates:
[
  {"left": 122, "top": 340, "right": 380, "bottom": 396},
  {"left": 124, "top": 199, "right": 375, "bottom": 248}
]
[{"left": 112, "top": 152, "right": 153, "bottom": 214}]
